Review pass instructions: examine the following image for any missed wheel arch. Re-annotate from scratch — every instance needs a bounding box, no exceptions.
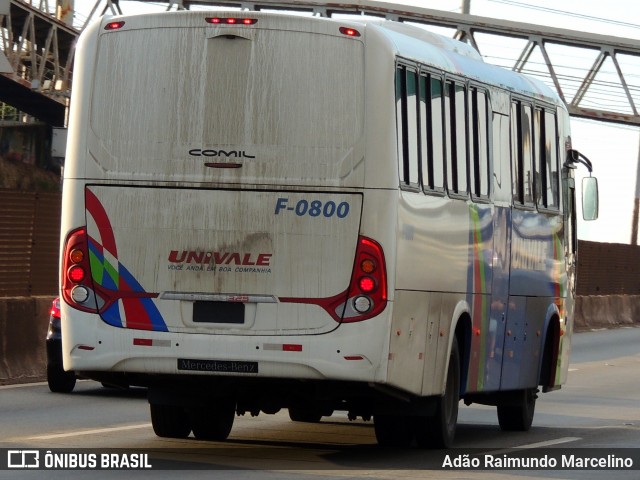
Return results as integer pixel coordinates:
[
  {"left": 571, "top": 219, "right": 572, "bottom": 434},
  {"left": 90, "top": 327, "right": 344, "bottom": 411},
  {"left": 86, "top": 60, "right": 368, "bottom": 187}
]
[
  {"left": 446, "top": 302, "right": 472, "bottom": 396},
  {"left": 538, "top": 303, "right": 562, "bottom": 388}
]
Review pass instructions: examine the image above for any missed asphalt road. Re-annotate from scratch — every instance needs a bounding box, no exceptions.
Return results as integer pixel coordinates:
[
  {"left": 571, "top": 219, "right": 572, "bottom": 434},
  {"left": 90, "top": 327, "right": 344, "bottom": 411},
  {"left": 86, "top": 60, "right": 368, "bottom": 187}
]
[{"left": 1, "top": 326, "right": 639, "bottom": 479}]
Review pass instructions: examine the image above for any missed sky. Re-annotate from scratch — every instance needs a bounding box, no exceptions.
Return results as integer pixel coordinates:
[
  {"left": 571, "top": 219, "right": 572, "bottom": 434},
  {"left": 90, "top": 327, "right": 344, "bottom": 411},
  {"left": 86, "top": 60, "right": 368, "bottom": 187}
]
[{"left": 74, "top": 0, "right": 640, "bottom": 244}]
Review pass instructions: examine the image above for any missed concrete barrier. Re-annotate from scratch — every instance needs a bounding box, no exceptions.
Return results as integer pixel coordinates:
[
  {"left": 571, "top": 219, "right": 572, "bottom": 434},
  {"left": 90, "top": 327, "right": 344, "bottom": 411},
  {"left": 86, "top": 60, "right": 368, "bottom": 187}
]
[
  {"left": 574, "top": 295, "right": 640, "bottom": 331},
  {"left": 0, "top": 295, "right": 638, "bottom": 385},
  {"left": 0, "top": 296, "right": 54, "bottom": 385}
]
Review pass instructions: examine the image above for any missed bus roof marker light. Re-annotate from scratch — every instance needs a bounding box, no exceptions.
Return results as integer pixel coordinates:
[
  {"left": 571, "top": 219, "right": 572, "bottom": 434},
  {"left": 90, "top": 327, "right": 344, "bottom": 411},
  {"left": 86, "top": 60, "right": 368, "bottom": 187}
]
[
  {"left": 104, "top": 21, "right": 125, "bottom": 31},
  {"left": 205, "top": 17, "right": 257, "bottom": 25},
  {"left": 339, "top": 27, "right": 361, "bottom": 37}
]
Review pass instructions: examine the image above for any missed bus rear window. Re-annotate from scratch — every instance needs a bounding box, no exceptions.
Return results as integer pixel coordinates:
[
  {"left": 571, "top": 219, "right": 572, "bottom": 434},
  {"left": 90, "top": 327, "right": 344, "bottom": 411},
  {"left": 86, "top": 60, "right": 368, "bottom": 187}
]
[{"left": 90, "top": 28, "right": 364, "bottom": 158}]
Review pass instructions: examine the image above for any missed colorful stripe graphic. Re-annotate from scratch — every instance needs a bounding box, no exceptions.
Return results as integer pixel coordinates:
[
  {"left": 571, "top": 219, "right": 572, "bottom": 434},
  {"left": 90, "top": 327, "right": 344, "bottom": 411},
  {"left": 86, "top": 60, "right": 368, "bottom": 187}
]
[
  {"left": 85, "top": 188, "right": 167, "bottom": 332},
  {"left": 466, "top": 204, "right": 491, "bottom": 393},
  {"left": 552, "top": 232, "right": 566, "bottom": 301},
  {"left": 551, "top": 231, "right": 566, "bottom": 386}
]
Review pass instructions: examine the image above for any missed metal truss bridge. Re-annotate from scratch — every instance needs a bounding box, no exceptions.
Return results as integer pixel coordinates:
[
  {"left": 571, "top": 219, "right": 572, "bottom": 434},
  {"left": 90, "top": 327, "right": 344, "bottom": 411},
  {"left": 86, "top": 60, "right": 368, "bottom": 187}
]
[{"left": 2, "top": 0, "right": 640, "bottom": 127}]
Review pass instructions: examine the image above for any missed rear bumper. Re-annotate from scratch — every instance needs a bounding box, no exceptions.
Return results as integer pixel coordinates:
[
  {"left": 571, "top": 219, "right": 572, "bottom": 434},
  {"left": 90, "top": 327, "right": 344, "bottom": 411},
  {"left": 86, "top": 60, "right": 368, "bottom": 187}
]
[{"left": 62, "top": 306, "right": 392, "bottom": 385}]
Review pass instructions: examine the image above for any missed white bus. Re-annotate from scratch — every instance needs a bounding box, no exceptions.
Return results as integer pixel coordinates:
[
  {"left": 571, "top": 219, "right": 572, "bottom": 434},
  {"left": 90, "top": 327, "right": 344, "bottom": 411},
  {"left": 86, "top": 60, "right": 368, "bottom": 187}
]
[{"left": 60, "top": 9, "right": 598, "bottom": 448}]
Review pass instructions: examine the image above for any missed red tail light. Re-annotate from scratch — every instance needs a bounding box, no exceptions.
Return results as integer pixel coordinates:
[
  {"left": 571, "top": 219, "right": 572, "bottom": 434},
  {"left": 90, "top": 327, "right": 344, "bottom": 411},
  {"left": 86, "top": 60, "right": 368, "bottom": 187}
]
[
  {"left": 62, "top": 227, "right": 98, "bottom": 313},
  {"left": 279, "top": 236, "right": 387, "bottom": 322},
  {"left": 358, "top": 276, "right": 376, "bottom": 293},
  {"left": 341, "top": 236, "right": 387, "bottom": 322},
  {"left": 68, "top": 265, "right": 86, "bottom": 283},
  {"left": 50, "top": 297, "right": 61, "bottom": 319}
]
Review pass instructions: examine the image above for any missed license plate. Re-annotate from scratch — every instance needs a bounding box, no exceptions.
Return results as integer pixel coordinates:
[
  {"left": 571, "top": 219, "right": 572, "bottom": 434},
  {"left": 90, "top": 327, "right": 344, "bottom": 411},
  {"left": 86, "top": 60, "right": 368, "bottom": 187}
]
[{"left": 193, "top": 301, "right": 244, "bottom": 324}]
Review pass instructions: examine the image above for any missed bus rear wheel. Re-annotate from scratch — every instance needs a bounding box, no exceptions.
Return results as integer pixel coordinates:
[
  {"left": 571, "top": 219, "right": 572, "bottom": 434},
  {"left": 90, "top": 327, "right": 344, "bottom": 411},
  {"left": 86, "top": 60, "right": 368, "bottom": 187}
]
[
  {"left": 415, "top": 337, "right": 460, "bottom": 448},
  {"left": 189, "top": 399, "right": 236, "bottom": 441},
  {"left": 150, "top": 404, "right": 192, "bottom": 439},
  {"left": 497, "top": 388, "right": 537, "bottom": 431}
]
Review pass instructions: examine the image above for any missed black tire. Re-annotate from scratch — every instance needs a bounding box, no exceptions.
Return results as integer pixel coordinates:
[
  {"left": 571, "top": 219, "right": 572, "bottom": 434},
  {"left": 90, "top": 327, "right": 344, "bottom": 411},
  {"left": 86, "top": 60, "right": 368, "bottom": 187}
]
[
  {"left": 47, "top": 364, "right": 76, "bottom": 393},
  {"left": 189, "top": 399, "right": 236, "bottom": 441},
  {"left": 374, "top": 414, "right": 413, "bottom": 448},
  {"left": 415, "top": 337, "right": 461, "bottom": 449},
  {"left": 150, "top": 403, "right": 192, "bottom": 439},
  {"left": 288, "top": 407, "right": 323, "bottom": 423},
  {"left": 497, "top": 388, "right": 537, "bottom": 431}
]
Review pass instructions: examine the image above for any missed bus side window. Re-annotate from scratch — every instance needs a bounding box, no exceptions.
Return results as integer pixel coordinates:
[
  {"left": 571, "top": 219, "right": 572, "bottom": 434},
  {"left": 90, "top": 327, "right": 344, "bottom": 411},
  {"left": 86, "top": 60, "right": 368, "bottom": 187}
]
[
  {"left": 521, "top": 104, "right": 534, "bottom": 205},
  {"left": 454, "top": 83, "right": 469, "bottom": 196},
  {"left": 544, "top": 111, "right": 560, "bottom": 209},
  {"left": 534, "top": 108, "right": 560, "bottom": 211},
  {"left": 445, "top": 80, "right": 468, "bottom": 196},
  {"left": 396, "top": 65, "right": 420, "bottom": 189},
  {"left": 444, "top": 81, "right": 454, "bottom": 193},
  {"left": 420, "top": 72, "right": 445, "bottom": 193},
  {"left": 511, "top": 100, "right": 535, "bottom": 207},
  {"left": 406, "top": 69, "right": 420, "bottom": 187},
  {"left": 534, "top": 108, "right": 543, "bottom": 205},
  {"left": 396, "top": 66, "right": 408, "bottom": 185},
  {"left": 470, "top": 87, "right": 490, "bottom": 200}
]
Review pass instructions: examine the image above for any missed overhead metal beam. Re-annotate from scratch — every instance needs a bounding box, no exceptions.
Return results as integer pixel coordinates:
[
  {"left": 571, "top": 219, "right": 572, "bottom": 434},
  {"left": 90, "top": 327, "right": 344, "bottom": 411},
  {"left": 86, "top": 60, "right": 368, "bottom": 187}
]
[
  {"left": 104, "top": 0, "right": 640, "bottom": 126},
  {"left": 0, "top": 74, "right": 65, "bottom": 125},
  {"left": 3, "top": 0, "right": 640, "bottom": 126},
  {"left": 139, "top": 0, "right": 640, "bottom": 51},
  {"left": 0, "top": 0, "right": 77, "bottom": 124}
]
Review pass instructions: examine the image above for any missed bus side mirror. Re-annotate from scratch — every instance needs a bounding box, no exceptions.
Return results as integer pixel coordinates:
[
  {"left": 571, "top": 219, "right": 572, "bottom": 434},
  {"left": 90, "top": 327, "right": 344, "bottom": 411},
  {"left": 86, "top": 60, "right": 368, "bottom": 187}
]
[{"left": 582, "top": 176, "right": 599, "bottom": 221}]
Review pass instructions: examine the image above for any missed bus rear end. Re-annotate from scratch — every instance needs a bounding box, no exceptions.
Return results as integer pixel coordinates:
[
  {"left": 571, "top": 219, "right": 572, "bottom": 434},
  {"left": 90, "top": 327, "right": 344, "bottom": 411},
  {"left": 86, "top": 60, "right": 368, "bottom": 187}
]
[{"left": 61, "top": 11, "right": 393, "bottom": 437}]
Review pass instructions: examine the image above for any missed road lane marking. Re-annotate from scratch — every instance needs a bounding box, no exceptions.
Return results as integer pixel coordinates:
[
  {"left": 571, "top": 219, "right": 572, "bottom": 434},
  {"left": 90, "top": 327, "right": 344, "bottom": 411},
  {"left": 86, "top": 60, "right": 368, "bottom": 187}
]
[
  {"left": 0, "top": 382, "right": 48, "bottom": 390},
  {"left": 0, "top": 379, "right": 94, "bottom": 390},
  {"left": 26, "top": 423, "right": 152, "bottom": 440},
  {"left": 511, "top": 437, "right": 582, "bottom": 448},
  {"left": 483, "top": 437, "right": 581, "bottom": 456}
]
